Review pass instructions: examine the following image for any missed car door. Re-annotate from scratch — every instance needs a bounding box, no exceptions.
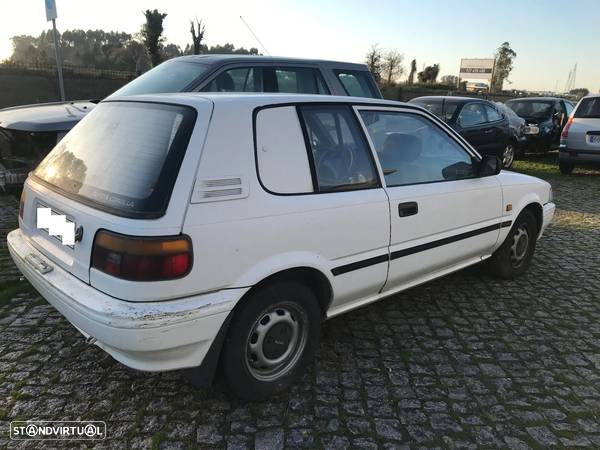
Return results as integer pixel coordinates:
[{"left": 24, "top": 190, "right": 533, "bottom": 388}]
[
  {"left": 356, "top": 106, "right": 504, "bottom": 291},
  {"left": 455, "top": 102, "right": 495, "bottom": 155},
  {"left": 482, "top": 103, "right": 510, "bottom": 156}
]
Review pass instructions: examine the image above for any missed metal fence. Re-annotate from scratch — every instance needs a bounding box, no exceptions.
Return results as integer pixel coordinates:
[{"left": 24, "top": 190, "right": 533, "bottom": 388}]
[{"left": 0, "top": 61, "right": 136, "bottom": 80}]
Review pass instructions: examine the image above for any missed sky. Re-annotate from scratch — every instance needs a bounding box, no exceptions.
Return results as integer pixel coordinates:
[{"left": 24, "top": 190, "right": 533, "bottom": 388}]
[{"left": 0, "top": 0, "right": 598, "bottom": 93}]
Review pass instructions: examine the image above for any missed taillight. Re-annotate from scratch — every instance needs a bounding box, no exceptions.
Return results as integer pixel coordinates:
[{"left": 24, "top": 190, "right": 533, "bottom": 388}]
[
  {"left": 561, "top": 117, "right": 573, "bottom": 139},
  {"left": 92, "top": 230, "right": 192, "bottom": 281},
  {"left": 19, "top": 189, "right": 26, "bottom": 220}
]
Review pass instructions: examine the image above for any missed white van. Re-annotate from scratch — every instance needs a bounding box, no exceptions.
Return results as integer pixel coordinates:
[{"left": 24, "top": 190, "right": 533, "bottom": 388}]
[{"left": 8, "top": 94, "right": 555, "bottom": 400}]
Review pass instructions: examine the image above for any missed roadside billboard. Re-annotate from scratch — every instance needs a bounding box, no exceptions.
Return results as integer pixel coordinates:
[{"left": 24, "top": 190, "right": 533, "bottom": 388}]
[{"left": 459, "top": 58, "right": 495, "bottom": 85}]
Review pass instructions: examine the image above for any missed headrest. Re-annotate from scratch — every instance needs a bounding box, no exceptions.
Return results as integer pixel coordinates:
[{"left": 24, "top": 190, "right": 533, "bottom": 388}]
[
  {"left": 216, "top": 72, "right": 235, "bottom": 91},
  {"left": 382, "top": 133, "right": 422, "bottom": 163}
]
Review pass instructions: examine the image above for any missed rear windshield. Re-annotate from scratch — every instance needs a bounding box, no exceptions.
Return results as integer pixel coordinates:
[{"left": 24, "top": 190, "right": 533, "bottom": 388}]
[
  {"left": 575, "top": 97, "right": 600, "bottom": 119},
  {"left": 33, "top": 101, "right": 196, "bottom": 218},
  {"left": 109, "top": 61, "right": 208, "bottom": 97},
  {"left": 507, "top": 101, "right": 553, "bottom": 119}
]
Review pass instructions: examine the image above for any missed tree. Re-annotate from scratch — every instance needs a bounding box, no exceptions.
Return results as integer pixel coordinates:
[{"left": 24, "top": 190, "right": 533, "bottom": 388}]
[
  {"left": 441, "top": 75, "right": 459, "bottom": 86},
  {"left": 365, "top": 44, "right": 383, "bottom": 82},
  {"left": 569, "top": 88, "right": 589, "bottom": 98},
  {"left": 141, "top": 9, "right": 167, "bottom": 67},
  {"left": 491, "top": 42, "right": 516, "bottom": 92},
  {"left": 190, "top": 19, "right": 205, "bottom": 55},
  {"left": 163, "top": 43, "right": 183, "bottom": 60},
  {"left": 382, "top": 50, "right": 404, "bottom": 86},
  {"left": 204, "top": 43, "right": 259, "bottom": 54},
  {"left": 407, "top": 59, "right": 417, "bottom": 85},
  {"left": 417, "top": 64, "right": 440, "bottom": 84}
]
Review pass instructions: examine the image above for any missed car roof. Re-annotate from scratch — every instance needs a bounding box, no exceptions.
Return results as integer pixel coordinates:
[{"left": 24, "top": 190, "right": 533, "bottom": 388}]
[
  {"left": 582, "top": 93, "right": 600, "bottom": 99},
  {"left": 410, "top": 96, "right": 490, "bottom": 104},
  {"left": 505, "top": 97, "right": 564, "bottom": 102},
  {"left": 167, "top": 54, "right": 369, "bottom": 70},
  {"left": 103, "top": 93, "right": 408, "bottom": 110}
]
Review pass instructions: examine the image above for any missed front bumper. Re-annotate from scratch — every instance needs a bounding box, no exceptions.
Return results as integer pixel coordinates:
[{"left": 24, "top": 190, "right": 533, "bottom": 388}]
[
  {"left": 8, "top": 228, "right": 248, "bottom": 372},
  {"left": 540, "top": 202, "right": 555, "bottom": 238},
  {"left": 559, "top": 147, "right": 600, "bottom": 164}
]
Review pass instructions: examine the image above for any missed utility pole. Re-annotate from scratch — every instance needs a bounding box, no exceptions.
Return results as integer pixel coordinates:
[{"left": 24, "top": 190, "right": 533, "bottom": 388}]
[{"left": 45, "top": 0, "right": 65, "bottom": 101}]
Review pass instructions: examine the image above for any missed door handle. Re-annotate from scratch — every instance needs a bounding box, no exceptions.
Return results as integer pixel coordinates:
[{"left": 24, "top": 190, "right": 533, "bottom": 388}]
[
  {"left": 398, "top": 202, "right": 418, "bottom": 217},
  {"left": 484, "top": 129, "right": 494, "bottom": 134}
]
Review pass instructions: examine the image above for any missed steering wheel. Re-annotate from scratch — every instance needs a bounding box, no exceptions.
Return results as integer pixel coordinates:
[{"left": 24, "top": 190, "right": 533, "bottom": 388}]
[{"left": 315, "top": 145, "right": 355, "bottom": 185}]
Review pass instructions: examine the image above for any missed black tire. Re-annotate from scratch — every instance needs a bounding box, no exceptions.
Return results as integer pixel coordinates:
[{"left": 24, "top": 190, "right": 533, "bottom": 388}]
[
  {"left": 488, "top": 210, "right": 538, "bottom": 279},
  {"left": 221, "top": 280, "right": 321, "bottom": 401},
  {"left": 559, "top": 161, "right": 574, "bottom": 175}
]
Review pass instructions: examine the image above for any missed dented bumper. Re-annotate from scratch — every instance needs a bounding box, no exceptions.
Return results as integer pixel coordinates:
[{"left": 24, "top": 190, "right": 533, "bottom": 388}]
[{"left": 7, "top": 228, "right": 247, "bottom": 372}]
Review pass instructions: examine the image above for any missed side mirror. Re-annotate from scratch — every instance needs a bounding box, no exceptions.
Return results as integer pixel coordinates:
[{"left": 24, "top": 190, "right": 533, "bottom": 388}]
[{"left": 478, "top": 155, "right": 502, "bottom": 177}]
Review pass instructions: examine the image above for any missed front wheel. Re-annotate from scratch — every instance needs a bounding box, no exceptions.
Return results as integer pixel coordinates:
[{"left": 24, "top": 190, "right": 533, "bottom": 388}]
[
  {"left": 501, "top": 143, "right": 516, "bottom": 169},
  {"left": 488, "top": 210, "right": 538, "bottom": 279},
  {"left": 221, "top": 280, "right": 321, "bottom": 400},
  {"left": 559, "top": 161, "right": 574, "bottom": 174}
]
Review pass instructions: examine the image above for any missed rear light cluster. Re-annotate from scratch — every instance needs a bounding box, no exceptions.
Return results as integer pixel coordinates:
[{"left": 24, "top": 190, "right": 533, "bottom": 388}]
[
  {"left": 19, "top": 189, "right": 26, "bottom": 219},
  {"left": 92, "top": 230, "right": 192, "bottom": 281},
  {"left": 561, "top": 117, "right": 573, "bottom": 140}
]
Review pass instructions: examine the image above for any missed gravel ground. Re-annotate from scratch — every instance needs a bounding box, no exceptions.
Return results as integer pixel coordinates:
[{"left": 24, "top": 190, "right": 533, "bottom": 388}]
[{"left": 0, "top": 157, "right": 599, "bottom": 449}]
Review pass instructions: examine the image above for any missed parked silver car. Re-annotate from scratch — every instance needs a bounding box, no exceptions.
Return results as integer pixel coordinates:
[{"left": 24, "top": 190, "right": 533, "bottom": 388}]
[{"left": 559, "top": 94, "right": 600, "bottom": 174}]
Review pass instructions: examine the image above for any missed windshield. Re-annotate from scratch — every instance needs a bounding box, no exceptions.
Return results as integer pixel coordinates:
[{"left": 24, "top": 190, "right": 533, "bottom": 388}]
[
  {"left": 507, "top": 101, "right": 553, "bottom": 119},
  {"left": 575, "top": 97, "right": 600, "bottom": 119},
  {"left": 109, "top": 61, "right": 209, "bottom": 97},
  {"left": 33, "top": 102, "right": 196, "bottom": 218}
]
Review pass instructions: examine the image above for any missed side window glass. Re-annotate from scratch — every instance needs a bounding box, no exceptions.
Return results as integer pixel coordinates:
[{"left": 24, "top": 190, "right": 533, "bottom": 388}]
[
  {"left": 565, "top": 102, "right": 574, "bottom": 116},
  {"left": 299, "top": 106, "right": 379, "bottom": 192},
  {"left": 335, "top": 71, "right": 376, "bottom": 98},
  {"left": 484, "top": 104, "right": 502, "bottom": 122},
  {"left": 201, "top": 67, "right": 263, "bottom": 92},
  {"left": 359, "top": 110, "right": 475, "bottom": 186},
  {"left": 458, "top": 103, "right": 487, "bottom": 127},
  {"left": 274, "top": 67, "right": 330, "bottom": 94},
  {"left": 256, "top": 107, "right": 313, "bottom": 194}
]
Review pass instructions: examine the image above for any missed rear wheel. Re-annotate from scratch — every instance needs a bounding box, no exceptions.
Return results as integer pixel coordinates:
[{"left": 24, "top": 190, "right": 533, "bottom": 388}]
[
  {"left": 559, "top": 161, "right": 574, "bottom": 174},
  {"left": 221, "top": 280, "right": 321, "bottom": 400},
  {"left": 488, "top": 210, "right": 538, "bottom": 279}
]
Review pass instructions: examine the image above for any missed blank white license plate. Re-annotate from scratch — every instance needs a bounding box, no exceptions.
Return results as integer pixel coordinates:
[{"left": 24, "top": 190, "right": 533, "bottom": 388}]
[{"left": 589, "top": 135, "right": 600, "bottom": 144}]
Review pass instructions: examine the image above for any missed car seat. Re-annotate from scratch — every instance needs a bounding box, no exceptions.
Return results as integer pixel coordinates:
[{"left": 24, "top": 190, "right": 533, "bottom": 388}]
[{"left": 380, "top": 133, "right": 427, "bottom": 185}]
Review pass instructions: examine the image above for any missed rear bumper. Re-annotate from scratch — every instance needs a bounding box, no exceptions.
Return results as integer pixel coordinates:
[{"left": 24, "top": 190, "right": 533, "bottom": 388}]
[
  {"left": 559, "top": 147, "right": 600, "bottom": 164},
  {"left": 540, "top": 202, "right": 555, "bottom": 238},
  {"left": 7, "top": 228, "right": 248, "bottom": 372}
]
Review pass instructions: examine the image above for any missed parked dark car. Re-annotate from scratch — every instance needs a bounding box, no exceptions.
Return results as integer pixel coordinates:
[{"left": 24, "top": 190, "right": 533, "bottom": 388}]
[
  {"left": 409, "top": 96, "right": 514, "bottom": 168},
  {"left": 505, "top": 97, "right": 575, "bottom": 153},
  {"left": 0, "top": 55, "right": 381, "bottom": 190}
]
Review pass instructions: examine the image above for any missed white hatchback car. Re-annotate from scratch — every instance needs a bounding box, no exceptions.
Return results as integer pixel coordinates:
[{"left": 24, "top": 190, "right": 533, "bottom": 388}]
[{"left": 8, "top": 94, "right": 555, "bottom": 399}]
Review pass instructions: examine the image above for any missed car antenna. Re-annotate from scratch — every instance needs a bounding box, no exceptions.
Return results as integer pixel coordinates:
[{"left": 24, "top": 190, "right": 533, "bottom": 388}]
[{"left": 239, "top": 15, "right": 271, "bottom": 56}]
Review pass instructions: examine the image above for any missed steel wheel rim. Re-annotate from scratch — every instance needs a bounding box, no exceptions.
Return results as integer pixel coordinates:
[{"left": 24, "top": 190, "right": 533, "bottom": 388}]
[
  {"left": 245, "top": 302, "right": 308, "bottom": 382},
  {"left": 502, "top": 144, "right": 515, "bottom": 168},
  {"left": 510, "top": 226, "right": 529, "bottom": 268}
]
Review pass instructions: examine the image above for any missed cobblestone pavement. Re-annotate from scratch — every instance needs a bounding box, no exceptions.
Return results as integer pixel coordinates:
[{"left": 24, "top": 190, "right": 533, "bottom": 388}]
[{"left": 1, "top": 163, "right": 600, "bottom": 449}]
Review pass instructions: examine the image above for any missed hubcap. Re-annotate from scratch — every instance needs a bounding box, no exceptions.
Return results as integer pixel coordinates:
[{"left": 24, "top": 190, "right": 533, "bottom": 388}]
[
  {"left": 510, "top": 226, "right": 529, "bottom": 268},
  {"left": 502, "top": 144, "right": 515, "bottom": 168},
  {"left": 245, "top": 302, "right": 308, "bottom": 382}
]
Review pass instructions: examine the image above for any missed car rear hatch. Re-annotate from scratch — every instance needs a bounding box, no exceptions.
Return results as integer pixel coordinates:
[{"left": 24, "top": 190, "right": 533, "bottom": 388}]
[
  {"left": 569, "top": 97, "right": 600, "bottom": 151},
  {"left": 18, "top": 98, "right": 213, "bottom": 299}
]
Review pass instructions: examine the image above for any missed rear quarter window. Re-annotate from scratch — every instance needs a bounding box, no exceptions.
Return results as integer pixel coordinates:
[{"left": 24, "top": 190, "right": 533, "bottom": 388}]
[
  {"left": 255, "top": 106, "right": 313, "bottom": 194},
  {"left": 334, "top": 70, "right": 379, "bottom": 98},
  {"left": 33, "top": 101, "right": 197, "bottom": 218}
]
